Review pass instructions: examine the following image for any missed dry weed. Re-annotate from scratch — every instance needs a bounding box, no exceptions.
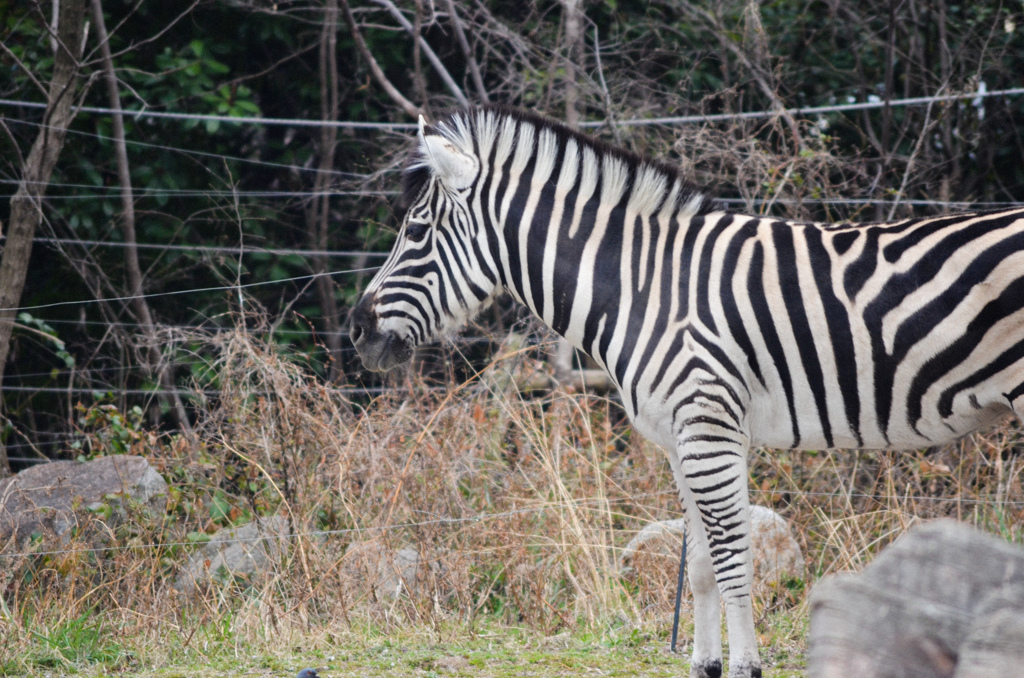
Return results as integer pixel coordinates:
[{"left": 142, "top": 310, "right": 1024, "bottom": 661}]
[{"left": 1, "top": 328, "right": 1022, "bottom": 673}]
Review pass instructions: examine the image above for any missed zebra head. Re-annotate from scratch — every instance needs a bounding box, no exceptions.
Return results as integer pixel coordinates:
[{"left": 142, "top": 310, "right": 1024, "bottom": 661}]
[{"left": 352, "top": 113, "right": 498, "bottom": 372}]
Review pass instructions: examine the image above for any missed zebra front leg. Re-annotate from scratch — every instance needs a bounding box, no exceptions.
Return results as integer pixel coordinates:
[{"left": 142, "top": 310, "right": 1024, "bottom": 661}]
[
  {"left": 675, "top": 429, "right": 760, "bottom": 678},
  {"left": 668, "top": 451, "right": 723, "bottom": 678}
]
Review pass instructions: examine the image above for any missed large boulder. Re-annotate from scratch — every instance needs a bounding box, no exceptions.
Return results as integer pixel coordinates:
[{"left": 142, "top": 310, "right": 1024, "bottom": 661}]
[
  {"left": 173, "top": 515, "right": 291, "bottom": 593},
  {"left": 620, "top": 505, "right": 804, "bottom": 595},
  {"left": 956, "top": 585, "right": 1024, "bottom": 678},
  {"left": 0, "top": 455, "right": 167, "bottom": 547},
  {"left": 809, "top": 519, "right": 1024, "bottom": 678}
]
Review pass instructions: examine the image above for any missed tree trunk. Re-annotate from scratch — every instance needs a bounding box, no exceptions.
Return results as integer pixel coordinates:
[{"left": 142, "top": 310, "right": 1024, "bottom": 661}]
[
  {"left": 310, "top": 0, "right": 346, "bottom": 382},
  {"left": 0, "top": 0, "right": 87, "bottom": 477},
  {"left": 90, "top": 0, "right": 193, "bottom": 435},
  {"left": 562, "top": 0, "right": 583, "bottom": 128}
]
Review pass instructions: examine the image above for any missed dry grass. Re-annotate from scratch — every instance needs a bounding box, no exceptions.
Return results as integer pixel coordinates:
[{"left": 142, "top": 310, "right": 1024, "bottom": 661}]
[{"left": 1, "top": 329, "right": 1022, "bottom": 675}]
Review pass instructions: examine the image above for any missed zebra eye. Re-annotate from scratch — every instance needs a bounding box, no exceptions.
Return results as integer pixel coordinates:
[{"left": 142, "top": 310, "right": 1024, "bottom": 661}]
[{"left": 405, "top": 221, "right": 429, "bottom": 241}]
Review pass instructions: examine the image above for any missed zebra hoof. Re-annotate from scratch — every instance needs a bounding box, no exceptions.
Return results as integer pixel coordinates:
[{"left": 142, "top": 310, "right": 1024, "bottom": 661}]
[
  {"left": 690, "top": 659, "right": 723, "bottom": 678},
  {"left": 727, "top": 662, "right": 762, "bottom": 678}
]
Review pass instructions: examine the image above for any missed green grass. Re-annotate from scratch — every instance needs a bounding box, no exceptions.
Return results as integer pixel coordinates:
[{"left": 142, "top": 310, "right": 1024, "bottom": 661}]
[
  {"left": 0, "top": 608, "right": 811, "bottom": 677},
  {"left": 3, "top": 618, "right": 808, "bottom": 677},
  {"left": 22, "top": 611, "right": 132, "bottom": 671}
]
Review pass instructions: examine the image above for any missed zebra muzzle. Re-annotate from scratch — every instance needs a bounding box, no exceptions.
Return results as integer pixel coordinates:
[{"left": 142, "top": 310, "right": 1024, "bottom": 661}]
[
  {"left": 356, "top": 330, "right": 413, "bottom": 372},
  {"left": 350, "top": 298, "right": 413, "bottom": 372}
]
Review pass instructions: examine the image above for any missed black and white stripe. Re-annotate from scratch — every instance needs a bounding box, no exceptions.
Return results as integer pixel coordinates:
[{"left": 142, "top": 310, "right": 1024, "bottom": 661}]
[{"left": 351, "top": 107, "right": 1024, "bottom": 678}]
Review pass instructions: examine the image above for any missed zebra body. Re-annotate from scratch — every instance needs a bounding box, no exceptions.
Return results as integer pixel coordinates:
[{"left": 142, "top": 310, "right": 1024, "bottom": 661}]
[
  {"left": 351, "top": 107, "right": 1024, "bottom": 678},
  {"left": 626, "top": 211, "right": 1024, "bottom": 455}
]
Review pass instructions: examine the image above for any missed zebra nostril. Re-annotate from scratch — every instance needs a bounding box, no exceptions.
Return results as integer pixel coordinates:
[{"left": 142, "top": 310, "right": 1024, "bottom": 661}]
[{"left": 350, "top": 294, "right": 378, "bottom": 347}]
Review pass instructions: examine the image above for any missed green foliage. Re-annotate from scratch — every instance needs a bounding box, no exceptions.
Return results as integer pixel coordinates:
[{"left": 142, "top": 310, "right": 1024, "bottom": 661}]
[
  {"left": 72, "top": 400, "right": 146, "bottom": 459},
  {"left": 16, "top": 312, "right": 75, "bottom": 370},
  {"left": 0, "top": 5, "right": 50, "bottom": 97},
  {"left": 140, "top": 39, "right": 261, "bottom": 132}
]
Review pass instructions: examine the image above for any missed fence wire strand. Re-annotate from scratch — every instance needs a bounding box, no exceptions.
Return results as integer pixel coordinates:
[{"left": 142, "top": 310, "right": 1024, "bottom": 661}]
[
  {"left": 0, "top": 265, "right": 381, "bottom": 314},
  {"left": 2, "top": 86, "right": 1022, "bottom": 129}
]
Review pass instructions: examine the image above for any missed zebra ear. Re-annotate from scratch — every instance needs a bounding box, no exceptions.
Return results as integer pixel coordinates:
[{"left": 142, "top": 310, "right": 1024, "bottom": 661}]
[{"left": 418, "top": 115, "right": 477, "bottom": 189}]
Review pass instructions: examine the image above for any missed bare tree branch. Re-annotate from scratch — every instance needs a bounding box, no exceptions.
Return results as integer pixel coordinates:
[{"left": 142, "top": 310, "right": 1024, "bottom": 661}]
[
  {"left": 552, "top": 0, "right": 585, "bottom": 385},
  {"left": 443, "top": 0, "right": 488, "bottom": 102},
  {"left": 592, "top": 26, "right": 620, "bottom": 144},
  {"left": 412, "top": 0, "right": 429, "bottom": 111},
  {"left": 561, "top": 0, "right": 583, "bottom": 127},
  {"left": 676, "top": 1, "right": 803, "bottom": 151},
  {"left": 340, "top": 0, "right": 422, "bottom": 119},
  {"left": 0, "top": 119, "right": 27, "bottom": 177},
  {"left": 84, "top": 0, "right": 201, "bottom": 64},
  {"left": 90, "top": 0, "right": 193, "bottom": 436},
  {"left": 0, "top": 40, "right": 49, "bottom": 97},
  {"left": 888, "top": 93, "right": 941, "bottom": 220},
  {"left": 310, "top": 0, "right": 347, "bottom": 383},
  {"left": 369, "top": 0, "right": 469, "bottom": 107}
]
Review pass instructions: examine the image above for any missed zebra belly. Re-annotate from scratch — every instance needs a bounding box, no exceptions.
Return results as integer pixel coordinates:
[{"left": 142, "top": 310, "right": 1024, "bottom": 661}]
[{"left": 747, "top": 384, "right": 1016, "bottom": 452}]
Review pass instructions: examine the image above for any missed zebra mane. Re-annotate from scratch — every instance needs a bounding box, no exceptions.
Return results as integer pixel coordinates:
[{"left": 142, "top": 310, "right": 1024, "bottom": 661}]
[{"left": 399, "top": 106, "right": 717, "bottom": 218}]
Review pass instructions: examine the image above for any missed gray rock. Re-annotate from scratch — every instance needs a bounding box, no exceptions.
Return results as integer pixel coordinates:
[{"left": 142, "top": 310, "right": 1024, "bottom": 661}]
[
  {"left": 809, "top": 572, "right": 964, "bottom": 678},
  {"left": 0, "top": 455, "right": 167, "bottom": 546},
  {"left": 809, "top": 519, "right": 1024, "bottom": 678},
  {"left": 173, "top": 514, "right": 291, "bottom": 593},
  {"left": 339, "top": 540, "right": 470, "bottom": 603},
  {"left": 620, "top": 505, "right": 804, "bottom": 587},
  {"left": 954, "top": 585, "right": 1024, "bottom": 678}
]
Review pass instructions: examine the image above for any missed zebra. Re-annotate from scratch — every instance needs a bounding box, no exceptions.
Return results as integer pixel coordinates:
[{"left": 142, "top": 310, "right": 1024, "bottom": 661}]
[{"left": 350, "top": 106, "right": 1024, "bottom": 678}]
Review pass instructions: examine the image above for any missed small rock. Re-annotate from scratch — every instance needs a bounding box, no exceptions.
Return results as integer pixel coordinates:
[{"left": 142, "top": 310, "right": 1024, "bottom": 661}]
[
  {"left": 339, "top": 540, "right": 468, "bottom": 604},
  {"left": 748, "top": 504, "right": 806, "bottom": 584},
  {"left": 173, "top": 515, "right": 290, "bottom": 593},
  {"left": 0, "top": 455, "right": 167, "bottom": 546},
  {"left": 340, "top": 540, "right": 431, "bottom": 600}
]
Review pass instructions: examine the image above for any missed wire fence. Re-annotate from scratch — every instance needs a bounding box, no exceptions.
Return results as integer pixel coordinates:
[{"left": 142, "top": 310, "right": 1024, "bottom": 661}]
[
  {"left": 7, "top": 184, "right": 1023, "bottom": 209},
  {"left": 0, "top": 265, "right": 382, "bottom": 314},
  {"left": 2, "top": 117, "right": 379, "bottom": 180},
  {"left": 25, "top": 234, "right": 390, "bottom": 258},
  {"left": 0, "top": 383, "right": 431, "bottom": 397},
  {"left": 3, "top": 86, "right": 1023, "bottom": 130},
  {"left": 2, "top": 90, "right": 1024, "bottom": 527}
]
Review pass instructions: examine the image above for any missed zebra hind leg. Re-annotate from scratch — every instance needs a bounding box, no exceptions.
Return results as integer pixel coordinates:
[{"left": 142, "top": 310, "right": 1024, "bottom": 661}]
[
  {"left": 677, "top": 484, "right": 724, "bottom": 678},
  {"left": 675, "top": 435, "right": 761, "bottom": 678},
  {"left": 668, "top": 446, "right": 724, "bottom": 677}
]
